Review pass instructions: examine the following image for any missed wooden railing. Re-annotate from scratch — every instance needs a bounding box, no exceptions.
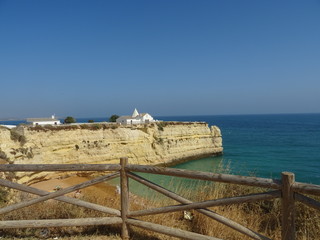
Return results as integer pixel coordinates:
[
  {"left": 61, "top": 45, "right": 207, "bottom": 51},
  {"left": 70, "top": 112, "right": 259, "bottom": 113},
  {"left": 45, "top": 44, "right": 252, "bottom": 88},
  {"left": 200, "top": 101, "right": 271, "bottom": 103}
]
[{"left": 0, "top": 157, "right": 319, "bottom": 240}]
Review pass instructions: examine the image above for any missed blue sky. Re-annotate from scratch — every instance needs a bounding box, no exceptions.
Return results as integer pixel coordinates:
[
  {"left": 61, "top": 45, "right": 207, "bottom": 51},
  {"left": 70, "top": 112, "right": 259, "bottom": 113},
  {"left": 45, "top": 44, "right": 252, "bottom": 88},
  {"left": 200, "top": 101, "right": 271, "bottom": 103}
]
[{"left": 0, "top": 0, "right": 319, "bottom": 119}]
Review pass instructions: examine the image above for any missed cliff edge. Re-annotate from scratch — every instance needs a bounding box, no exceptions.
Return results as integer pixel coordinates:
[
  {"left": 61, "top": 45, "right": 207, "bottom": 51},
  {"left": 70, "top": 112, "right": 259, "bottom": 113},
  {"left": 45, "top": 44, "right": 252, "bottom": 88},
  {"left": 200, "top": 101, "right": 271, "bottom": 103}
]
[{"left": 0, "top": 122, "right": 222, "bottom": 183}]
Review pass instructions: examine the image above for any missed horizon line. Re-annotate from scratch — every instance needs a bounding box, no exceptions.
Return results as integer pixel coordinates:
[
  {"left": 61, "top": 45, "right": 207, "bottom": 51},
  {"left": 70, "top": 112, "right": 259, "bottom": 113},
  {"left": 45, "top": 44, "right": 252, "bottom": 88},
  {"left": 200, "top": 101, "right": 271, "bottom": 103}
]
[{"left": 1, "top": 112, "right": 320, "bottom": 122}]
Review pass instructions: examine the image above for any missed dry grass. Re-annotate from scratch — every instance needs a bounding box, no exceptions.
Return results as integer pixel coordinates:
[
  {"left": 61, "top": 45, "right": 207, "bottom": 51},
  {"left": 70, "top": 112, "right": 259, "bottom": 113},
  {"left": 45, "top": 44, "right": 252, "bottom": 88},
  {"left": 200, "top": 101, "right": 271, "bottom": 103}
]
[
  {"left": 0, "top": 176, "right": 319, "bottom": 240},
  {"left": 125, "top": 180, "right": 320, "bottom": 240}
]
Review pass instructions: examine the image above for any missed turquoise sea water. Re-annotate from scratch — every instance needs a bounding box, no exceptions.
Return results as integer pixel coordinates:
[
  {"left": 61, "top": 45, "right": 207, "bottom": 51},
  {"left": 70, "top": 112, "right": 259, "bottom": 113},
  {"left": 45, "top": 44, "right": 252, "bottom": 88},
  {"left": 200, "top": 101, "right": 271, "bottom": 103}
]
[
  {"left": 160, "top": 114, "right": 320, "bottom": 185},
  {"left": 1, "top": 113, "right": 320, "bottom": 185}
]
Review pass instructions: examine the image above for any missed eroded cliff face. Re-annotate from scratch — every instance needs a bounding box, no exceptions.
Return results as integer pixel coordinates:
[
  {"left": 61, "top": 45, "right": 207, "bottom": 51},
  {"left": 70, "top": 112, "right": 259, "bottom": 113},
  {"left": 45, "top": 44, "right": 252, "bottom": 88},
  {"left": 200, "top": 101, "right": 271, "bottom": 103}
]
[{"left": 0, "top": 122, "right": 222, "bottom": 183}]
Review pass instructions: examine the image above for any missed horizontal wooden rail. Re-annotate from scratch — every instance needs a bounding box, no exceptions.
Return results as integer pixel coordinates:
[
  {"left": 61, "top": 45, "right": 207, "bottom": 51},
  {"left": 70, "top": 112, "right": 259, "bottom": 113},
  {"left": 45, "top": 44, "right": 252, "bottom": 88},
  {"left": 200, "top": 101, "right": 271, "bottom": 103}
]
[
  {"left": 127, "top": 219, "right": 222, "bottom": 240},
  {"left": 0, "top": 164, "right": 121, "bottom": 172},
  {"left": 129, "top": 190, "right": 281, "bottom": 217},
  {"left": 1, "top": 160, "right": 320, "bottom": 240},
  {"left": 128, "top": 172, "right": 271, "bottom": 240},
  {"left": 295, "top": 193, "right": 320, "bottom": 211},
  {"left": 127, "top": 164, "right": 282, "bottom": 189},
  {"left": 0, "top": 178, "right": 120, "bottom": 216},
  {"left": 292, "top": 182, "right": 320, "bottom": 196},
  {"left": 0, "top": 217, "right": 122, "bottom": 228}
]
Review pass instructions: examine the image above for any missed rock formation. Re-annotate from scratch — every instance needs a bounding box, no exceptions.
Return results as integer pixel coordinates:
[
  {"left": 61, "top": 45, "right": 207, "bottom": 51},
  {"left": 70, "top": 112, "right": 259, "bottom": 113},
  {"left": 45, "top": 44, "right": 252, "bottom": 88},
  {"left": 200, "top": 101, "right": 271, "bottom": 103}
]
[{"left": 0, "top": 122, "right": 223, "bottom": 183}]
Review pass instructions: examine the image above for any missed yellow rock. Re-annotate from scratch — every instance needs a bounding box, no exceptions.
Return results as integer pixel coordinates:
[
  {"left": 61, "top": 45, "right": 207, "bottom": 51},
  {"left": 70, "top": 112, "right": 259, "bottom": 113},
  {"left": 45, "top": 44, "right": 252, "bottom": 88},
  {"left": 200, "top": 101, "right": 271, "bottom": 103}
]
[{"left": 0, "top": 122, "right": 223, "bottom": 184}]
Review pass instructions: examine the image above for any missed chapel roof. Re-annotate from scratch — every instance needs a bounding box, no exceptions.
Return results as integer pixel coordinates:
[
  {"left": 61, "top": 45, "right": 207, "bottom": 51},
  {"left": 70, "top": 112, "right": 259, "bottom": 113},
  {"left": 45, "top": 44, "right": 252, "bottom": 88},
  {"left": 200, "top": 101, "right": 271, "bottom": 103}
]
[{"left": 132, "top": 108, "right": 139, "bottom": 118}]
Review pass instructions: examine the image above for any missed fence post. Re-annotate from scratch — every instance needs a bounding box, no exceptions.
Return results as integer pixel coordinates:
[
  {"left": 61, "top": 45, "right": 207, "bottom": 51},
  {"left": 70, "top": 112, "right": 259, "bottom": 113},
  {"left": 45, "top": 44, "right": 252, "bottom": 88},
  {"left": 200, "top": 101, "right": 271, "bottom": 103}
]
[
  {"left": 120, "top": 157, "right": 129, "bottom": 240},
  {"left": 281, "top": 172, "right": 295, "bottom": 240}
]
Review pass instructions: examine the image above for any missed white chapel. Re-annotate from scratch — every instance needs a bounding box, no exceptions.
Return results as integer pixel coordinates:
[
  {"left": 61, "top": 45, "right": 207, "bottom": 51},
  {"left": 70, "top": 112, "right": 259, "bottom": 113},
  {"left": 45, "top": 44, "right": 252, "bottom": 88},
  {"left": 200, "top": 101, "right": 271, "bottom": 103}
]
[{"left": 116, "top": 108, "right": 155, "bottom": 125}]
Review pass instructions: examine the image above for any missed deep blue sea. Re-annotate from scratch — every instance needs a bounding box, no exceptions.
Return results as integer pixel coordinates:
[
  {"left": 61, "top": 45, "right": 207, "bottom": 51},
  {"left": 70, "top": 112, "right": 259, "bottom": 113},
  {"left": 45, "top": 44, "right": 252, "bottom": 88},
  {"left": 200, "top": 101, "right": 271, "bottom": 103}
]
[{"left": 1, "top": 113, "right": 320, "bottom": 185}]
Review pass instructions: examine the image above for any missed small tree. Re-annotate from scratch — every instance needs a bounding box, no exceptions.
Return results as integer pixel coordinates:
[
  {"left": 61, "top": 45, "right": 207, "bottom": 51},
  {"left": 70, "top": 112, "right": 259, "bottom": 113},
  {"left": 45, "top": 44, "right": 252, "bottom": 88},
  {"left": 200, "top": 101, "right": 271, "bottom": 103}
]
[
  {"left": 64, "top": 116, "right": 76, "bottom": 124},
  {"left": 109, "top": 114, "right": 119, "bottom": 122}
]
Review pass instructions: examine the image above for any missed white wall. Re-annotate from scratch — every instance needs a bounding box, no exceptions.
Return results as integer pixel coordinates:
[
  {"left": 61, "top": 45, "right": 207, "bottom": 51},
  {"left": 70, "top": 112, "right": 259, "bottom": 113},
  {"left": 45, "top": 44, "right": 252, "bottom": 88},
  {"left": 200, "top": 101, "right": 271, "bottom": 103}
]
[
  {"left": 32, "top": 121, "right": 61, "bottom": 126},
  {"left": 117, "top": 113, "right": 155, "bottom": 125},
  {"left": 142, "top": 114, "right": 154, "bottom": 122},
  {"left": 1, "top": 125, "right": 16, "bottom": 129}
]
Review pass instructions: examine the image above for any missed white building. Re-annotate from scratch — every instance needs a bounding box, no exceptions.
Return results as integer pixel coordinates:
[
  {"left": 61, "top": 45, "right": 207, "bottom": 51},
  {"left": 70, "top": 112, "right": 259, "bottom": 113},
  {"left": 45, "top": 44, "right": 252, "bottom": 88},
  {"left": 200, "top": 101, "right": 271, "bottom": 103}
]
[
  {"left": 116, "top": 108, "right": 155, "bottom": 125},
  {"left": 0, "top": 125, "right": 16, "bottom": 129},
  {"left": 27, "top": 115, "right": 61, "bottom": 126}
]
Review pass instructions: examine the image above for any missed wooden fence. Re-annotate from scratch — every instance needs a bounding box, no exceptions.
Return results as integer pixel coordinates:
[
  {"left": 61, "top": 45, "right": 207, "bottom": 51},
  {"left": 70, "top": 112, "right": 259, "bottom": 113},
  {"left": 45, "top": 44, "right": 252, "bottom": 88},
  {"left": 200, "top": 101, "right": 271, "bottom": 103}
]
[{"left": 0, "top": 157, "right": 319, "bottom": 240}]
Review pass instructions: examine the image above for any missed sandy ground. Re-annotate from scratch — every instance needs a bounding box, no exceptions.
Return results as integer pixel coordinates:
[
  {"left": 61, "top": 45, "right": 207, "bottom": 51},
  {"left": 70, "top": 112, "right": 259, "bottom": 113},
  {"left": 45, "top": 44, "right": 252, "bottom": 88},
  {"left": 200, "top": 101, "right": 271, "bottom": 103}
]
[
  {"left": 13, "top": 175, "right": 147, "bottom": 239},
  {"left": 30, "top": 175, "right": 120, "bottom": 202},
  {"left": 0, "top": 175, "right": 121, "bottom": 240}
]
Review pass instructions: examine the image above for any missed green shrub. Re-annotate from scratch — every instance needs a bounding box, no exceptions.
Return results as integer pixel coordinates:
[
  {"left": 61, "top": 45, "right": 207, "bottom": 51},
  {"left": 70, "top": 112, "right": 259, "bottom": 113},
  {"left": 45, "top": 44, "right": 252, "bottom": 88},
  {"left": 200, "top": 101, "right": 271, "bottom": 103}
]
[
  {"left": 64, "top": 116, "right": 76, "bottom": 124},
  {"left": 156, "top": 122, "right": 167, "bottom": 131},
  {"left": 109, "top": 115, "right": 119, "bottom": 122}
]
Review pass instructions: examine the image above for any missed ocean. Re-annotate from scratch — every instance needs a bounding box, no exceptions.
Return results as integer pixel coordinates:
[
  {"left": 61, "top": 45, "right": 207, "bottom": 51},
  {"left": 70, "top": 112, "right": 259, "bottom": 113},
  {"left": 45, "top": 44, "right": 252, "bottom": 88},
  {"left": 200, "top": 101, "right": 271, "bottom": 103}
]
[
  {"left": 1, "top": 113, "right": 320, "bottom": 185},
  {"left": 160, "top": 114, "right": 320, "bottom": 185}
]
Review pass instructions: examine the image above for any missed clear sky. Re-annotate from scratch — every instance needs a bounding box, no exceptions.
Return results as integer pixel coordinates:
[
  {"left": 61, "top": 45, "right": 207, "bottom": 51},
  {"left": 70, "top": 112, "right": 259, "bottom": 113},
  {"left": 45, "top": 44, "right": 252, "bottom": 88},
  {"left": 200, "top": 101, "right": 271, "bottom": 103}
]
[{"left": 1, "top": 0, "right": 319, "bottom": 119}]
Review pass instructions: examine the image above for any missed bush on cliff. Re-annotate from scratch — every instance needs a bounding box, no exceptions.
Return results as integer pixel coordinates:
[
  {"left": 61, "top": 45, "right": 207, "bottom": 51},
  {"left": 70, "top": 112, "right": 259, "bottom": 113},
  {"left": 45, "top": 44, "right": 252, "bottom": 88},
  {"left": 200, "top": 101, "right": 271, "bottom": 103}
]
[
  {"left": 10, "top": 128, "right": 26, "bottom": 146},
  {"left": 109, "top": 115, "right": 119, "bottom": 122},
  {"left": 64, "top": 116, "right": 76, "bottom": 124}
]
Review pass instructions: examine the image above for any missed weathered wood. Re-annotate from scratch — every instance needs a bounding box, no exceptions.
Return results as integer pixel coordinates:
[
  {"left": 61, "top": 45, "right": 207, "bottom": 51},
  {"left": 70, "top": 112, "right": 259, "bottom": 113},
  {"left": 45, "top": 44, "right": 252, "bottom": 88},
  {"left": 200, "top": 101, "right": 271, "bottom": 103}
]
[
  {"left": 127, "top": 164, "right": 282, "bottom": 189},
  {"left": 281, "top": 172, "right": 295, "bottom": 240},
  {"left": 120, "top": 157, "right": 130, "bottom": 240},
  {"left": 292, "top": 182, "right": 320, "bottom": 196},
  {"left": 128, "top": 172, "right": 271, "bottom": 240},
  {"left": 295, "top": 193, "right": 320, "bottom": 211},
  {"left": 0, "top": 172, "right": 119, "bottom": 215},
  {"left": 0, "top": 178, "right": 120, "bottom": 216},
  {"left": 129, "top": 191, "right": 280, "bottom": 217},
  {"left": 0, "top": 164, "right": 121, "bottom": 172},
  {"left": 2, "top": 162, "right": 320, "bottom": 240},
  {"left": 127, "top": 218, "right": 222, "bottom": 240},
  {"left": 0, "top": 217, "right": 122, "bottom": 228}
]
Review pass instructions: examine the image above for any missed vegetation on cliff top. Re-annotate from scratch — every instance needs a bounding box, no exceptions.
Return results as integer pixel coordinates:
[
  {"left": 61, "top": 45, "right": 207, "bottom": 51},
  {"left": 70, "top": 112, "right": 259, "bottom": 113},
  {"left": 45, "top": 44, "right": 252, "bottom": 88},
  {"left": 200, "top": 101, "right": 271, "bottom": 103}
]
[
  {"left": 109, "top": 115, "right": 119, "bottom": 122},
  {"left": 26, "top": 123, "right": 119, "bottom": 132},
  {"left": 22, "top": 121, "right": 208, "bottom": 132},
  {"left": 64, "top": 116, "right": 77, "bottom": 124},
  {"left": 10, "top": 128, "right": 26, "bottom": 146}
]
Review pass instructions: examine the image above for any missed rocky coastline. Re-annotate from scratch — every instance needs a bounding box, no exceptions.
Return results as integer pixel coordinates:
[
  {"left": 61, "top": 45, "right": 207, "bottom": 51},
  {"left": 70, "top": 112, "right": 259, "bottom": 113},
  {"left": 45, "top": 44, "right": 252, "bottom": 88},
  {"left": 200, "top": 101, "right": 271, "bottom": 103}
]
[{"left": 0, "top": 122, "right": 223, "bottom": 184}]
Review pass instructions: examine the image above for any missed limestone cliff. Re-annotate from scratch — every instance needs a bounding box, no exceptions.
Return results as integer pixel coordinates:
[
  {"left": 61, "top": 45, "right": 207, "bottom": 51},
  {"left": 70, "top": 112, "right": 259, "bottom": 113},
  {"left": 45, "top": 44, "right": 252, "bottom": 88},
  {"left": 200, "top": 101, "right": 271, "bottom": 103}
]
[{"left": 0, "top": 122, "right": 222, "bottom": 183}]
